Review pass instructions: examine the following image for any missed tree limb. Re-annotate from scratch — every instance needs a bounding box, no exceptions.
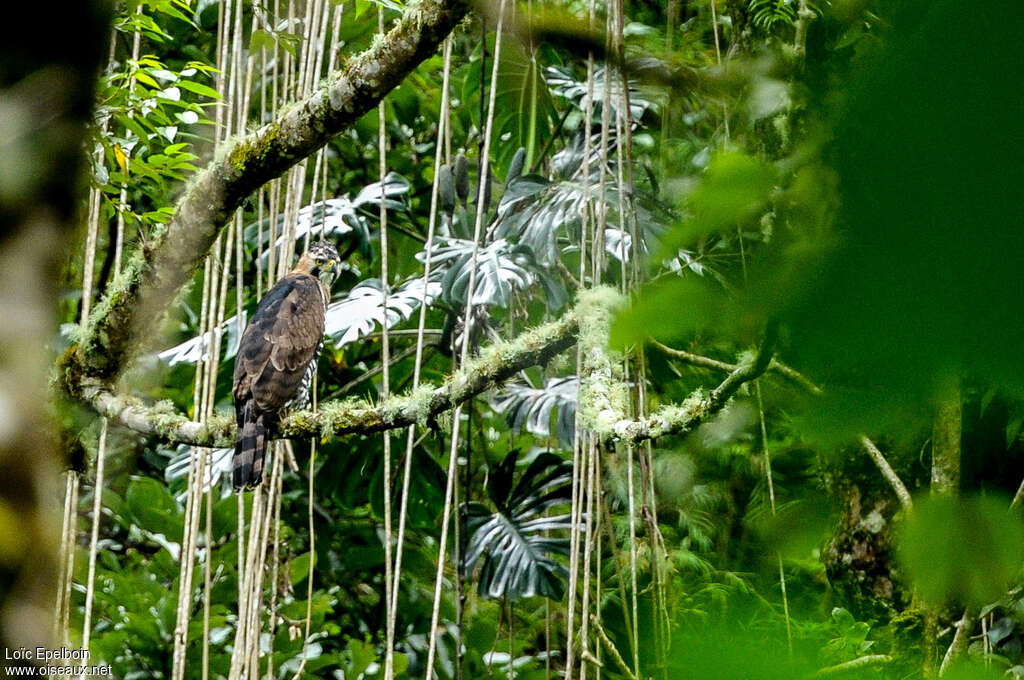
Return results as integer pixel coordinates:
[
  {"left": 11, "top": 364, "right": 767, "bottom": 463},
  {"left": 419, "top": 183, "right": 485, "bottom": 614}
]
[
  {"left": 58, "top": 0, "right": 470, "bottom": 388},
  {"left": 583, "top": 315, "right": 780, "bottom": 445},
  {"left": 650, "top": 338, "right": 822, "bottom": 395},
  {"left": 649, "top": 340, "right": 913, "bottom": 508},
  {"left": 81, "top": 311, "right": 578, "bottom": 447},
  {"left": 859, "top": 436, "right": 914, "bottom": 511}
]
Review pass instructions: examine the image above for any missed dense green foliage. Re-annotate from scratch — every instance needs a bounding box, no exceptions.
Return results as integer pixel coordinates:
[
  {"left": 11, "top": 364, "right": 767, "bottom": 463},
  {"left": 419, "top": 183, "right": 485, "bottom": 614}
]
[{"left": 59, "top": 0, "right": 1024, "bottom": 678}]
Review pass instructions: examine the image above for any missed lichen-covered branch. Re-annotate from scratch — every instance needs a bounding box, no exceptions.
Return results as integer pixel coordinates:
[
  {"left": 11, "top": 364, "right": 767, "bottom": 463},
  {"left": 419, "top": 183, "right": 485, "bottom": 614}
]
[
  {"left": 792, "top": 0, "right": 816, "bottom": 62},
  {"left": 59, "top": 0, "right": 470, "bottom": 387},
  {"left": 579, "top": 294, "right": 779, "bottom": 445},
  {"left": 651, "top": 339, "right": 823, "bottom": 395},
  {"left": 930, "top": 377, "right": 962, "bottom": 496},
  {"left": 577, "top": 287, "right": 630, "bottom": 438},
  {"left": 83, "top": 311, "right": 578, "bottom": 447}
]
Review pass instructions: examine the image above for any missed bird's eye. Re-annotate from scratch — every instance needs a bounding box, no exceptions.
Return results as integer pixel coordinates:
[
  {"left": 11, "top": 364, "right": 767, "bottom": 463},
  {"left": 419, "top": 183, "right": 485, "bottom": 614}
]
[{"left": 315, "top": 258, "right": 324, "bottom": 265}]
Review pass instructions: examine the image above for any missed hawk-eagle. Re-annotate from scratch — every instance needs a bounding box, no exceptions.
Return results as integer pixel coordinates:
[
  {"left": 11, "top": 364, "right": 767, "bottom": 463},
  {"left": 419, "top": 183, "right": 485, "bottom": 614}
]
[{"left": 232, "top": 240, "right": 339, "bottom": 490}]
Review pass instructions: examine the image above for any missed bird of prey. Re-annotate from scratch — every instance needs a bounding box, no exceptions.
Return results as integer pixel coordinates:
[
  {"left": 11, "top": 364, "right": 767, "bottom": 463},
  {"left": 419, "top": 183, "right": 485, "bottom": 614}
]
[{"left": 232, "top": 240, "right": 339, "bottom": 490}]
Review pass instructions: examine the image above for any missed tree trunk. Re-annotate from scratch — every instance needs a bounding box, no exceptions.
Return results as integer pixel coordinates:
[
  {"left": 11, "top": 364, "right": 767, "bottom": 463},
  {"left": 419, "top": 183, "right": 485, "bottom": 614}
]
[{"left": 924, "top": 376, "right": 963, "bottom": 677}]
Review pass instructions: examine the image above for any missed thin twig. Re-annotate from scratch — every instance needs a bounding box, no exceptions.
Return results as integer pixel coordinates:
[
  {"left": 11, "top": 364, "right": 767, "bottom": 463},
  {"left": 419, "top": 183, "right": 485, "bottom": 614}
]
[
  {"left": 814, "top": 655, "right": 893, "bottom": 676},
  {"left": 859, "top": 436, "right": 913, "bottom": 511},
  {"left": 1011, "top": 477, "right": 1024, "bottom": 510},
  {"left": 651, "top": 339, "right": 823, "bottom": 395}
]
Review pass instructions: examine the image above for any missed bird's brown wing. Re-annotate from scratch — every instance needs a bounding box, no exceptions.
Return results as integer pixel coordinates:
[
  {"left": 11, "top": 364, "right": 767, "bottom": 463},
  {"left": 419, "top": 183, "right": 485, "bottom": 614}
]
[{"left": 233, "top": 273, "right": 326, "bottom": 412}]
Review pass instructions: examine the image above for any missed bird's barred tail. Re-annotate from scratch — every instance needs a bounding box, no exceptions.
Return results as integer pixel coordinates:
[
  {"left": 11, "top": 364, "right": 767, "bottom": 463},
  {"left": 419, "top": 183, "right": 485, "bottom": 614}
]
[{"left": 233, "top": 405, "right": 268, "bottom": 491}]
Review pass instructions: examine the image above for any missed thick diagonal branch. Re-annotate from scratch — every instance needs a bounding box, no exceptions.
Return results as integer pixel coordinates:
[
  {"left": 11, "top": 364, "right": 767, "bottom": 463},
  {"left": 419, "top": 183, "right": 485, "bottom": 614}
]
[
  {"left": 59, "top": 0, "right": 470, "bottom": 387},
  {"left": 82, "top": 312, "right": 579, "bottom": 447}
]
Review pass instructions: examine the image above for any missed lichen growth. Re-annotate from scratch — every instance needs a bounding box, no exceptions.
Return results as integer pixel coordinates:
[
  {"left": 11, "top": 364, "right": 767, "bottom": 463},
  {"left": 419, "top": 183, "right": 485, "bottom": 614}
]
[
  {"left": 576, "top": 286, "right": 629, "bottom": 439},
  {"left": 54, "top": 344, "right": 85, "bottom": 400},
  {"left": 152, "top": 400, "right": 191, "bottom": 439},
  {"left": 404, "top": 0, "right": 431, "bottom": 31},
  {"left": 226, "top": 125, "right": 279, "bottom": 175},
  {"left": 649, "top": 389, "right": 709, "bottom": 439},
  {"left": 304, "top": 397, "right": 370, "bottom": 439},
  {"left": 382, "top": 383, "right": 435, "bottom": 426},
  {"left": 79, "top": 251, "right": 146, "bottom": 345},
  {"left": 576, "top": 286, "right": 624, "bottom": 350},
  {"left": 197, "top": 414, "right": 234, "bottom": 446},
  {"left": 451, "top": 312, "right": 578, "bottom": 404}
]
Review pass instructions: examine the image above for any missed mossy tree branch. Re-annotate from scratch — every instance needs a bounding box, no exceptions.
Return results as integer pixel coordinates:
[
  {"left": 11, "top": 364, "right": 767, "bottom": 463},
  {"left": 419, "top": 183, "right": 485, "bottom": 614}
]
[
  {"left": 81, "top": 312, "right": 579, "bottom": 447},
  {"left": 58, "top": 0, "right": 470, "bottom": 388},
  {"left": 580, "top": 298, "right": 781, "bottom": 445},
  {"left": 938, "top": 608, "right": 974, "bottom": 677},
  {"left": 650, "top": 339, "right": 823, "bottom": 395}
]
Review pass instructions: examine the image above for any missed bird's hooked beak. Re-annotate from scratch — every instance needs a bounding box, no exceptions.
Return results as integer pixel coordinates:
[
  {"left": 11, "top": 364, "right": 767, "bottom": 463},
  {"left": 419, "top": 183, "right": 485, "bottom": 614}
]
[{"left": 318, "top": 258, "right": 338, "bottom": 287}]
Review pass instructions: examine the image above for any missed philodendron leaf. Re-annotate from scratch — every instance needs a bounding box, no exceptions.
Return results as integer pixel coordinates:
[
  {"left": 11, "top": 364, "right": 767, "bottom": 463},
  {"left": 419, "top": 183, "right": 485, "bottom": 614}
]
[
  {"left": 424, "top": 238, "right": 539, "bottom": 308},
  {"left": 493, "top": 376, "right": 578, "bottom": 448},
  {"left": 463, "top": 450, "right": 574, "bottom": 600}
]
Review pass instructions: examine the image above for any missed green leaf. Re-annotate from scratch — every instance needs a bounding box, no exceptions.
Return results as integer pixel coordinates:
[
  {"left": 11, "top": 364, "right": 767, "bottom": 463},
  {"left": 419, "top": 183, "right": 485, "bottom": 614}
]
[
  {"left": 660, "top": 151, "right": 775, "bottom": 255},
  {"left": 290, "top": 551, "right": 315, "bottom": 586},
  {"left": 342, "top": 638, "right": 376, "bottom": 678},
  {"left": 248, "top": 29, "right": 275, "bottom": 53},
  {"left": 126, "top": 477, "right": 182, "bottom": 538},
  {"left": 100, "top": 488, "right": 130, "bottom": 529},
  {"left": 133, "top": 70, "right": 161, "bottom": 89},
  {"left": 773, "top": 0, "right": 1024, "bottom": 437},
  {"left": 897, "top": 494, "right": 1024, "bottom": 607},
  {"left": 610, "top": 274, "right": 732, "bottom": 348},
  {"left": 176, "top": 79, "right": 221, "bottom": 99},
  {"left": 464, "top": 450, "right": 573, "bottom": 600}
]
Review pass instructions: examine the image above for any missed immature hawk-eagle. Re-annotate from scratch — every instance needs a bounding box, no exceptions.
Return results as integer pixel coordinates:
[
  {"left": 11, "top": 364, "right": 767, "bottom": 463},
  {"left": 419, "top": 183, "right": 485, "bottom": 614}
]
[{"left": 232, "top": 240, "right": 339, "bottom": 490}]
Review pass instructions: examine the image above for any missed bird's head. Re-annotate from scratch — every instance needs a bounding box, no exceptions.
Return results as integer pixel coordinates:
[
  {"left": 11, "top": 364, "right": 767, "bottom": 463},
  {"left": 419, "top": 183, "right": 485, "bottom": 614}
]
[{"left": 303, "top": 240, "right": 340, "bottom": 287}]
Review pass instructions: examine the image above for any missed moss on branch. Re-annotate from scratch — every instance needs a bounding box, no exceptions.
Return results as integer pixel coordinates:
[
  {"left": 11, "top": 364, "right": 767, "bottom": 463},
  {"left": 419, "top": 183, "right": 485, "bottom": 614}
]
[
  {"left": 581, "top": 304, "right": 779, "bottom": 446},
  {"left": 83, "top": 309, "right": 579, "bottom": 447},
  {"left": 577, "top": 287, "right": 629, "bottom": 435}
]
